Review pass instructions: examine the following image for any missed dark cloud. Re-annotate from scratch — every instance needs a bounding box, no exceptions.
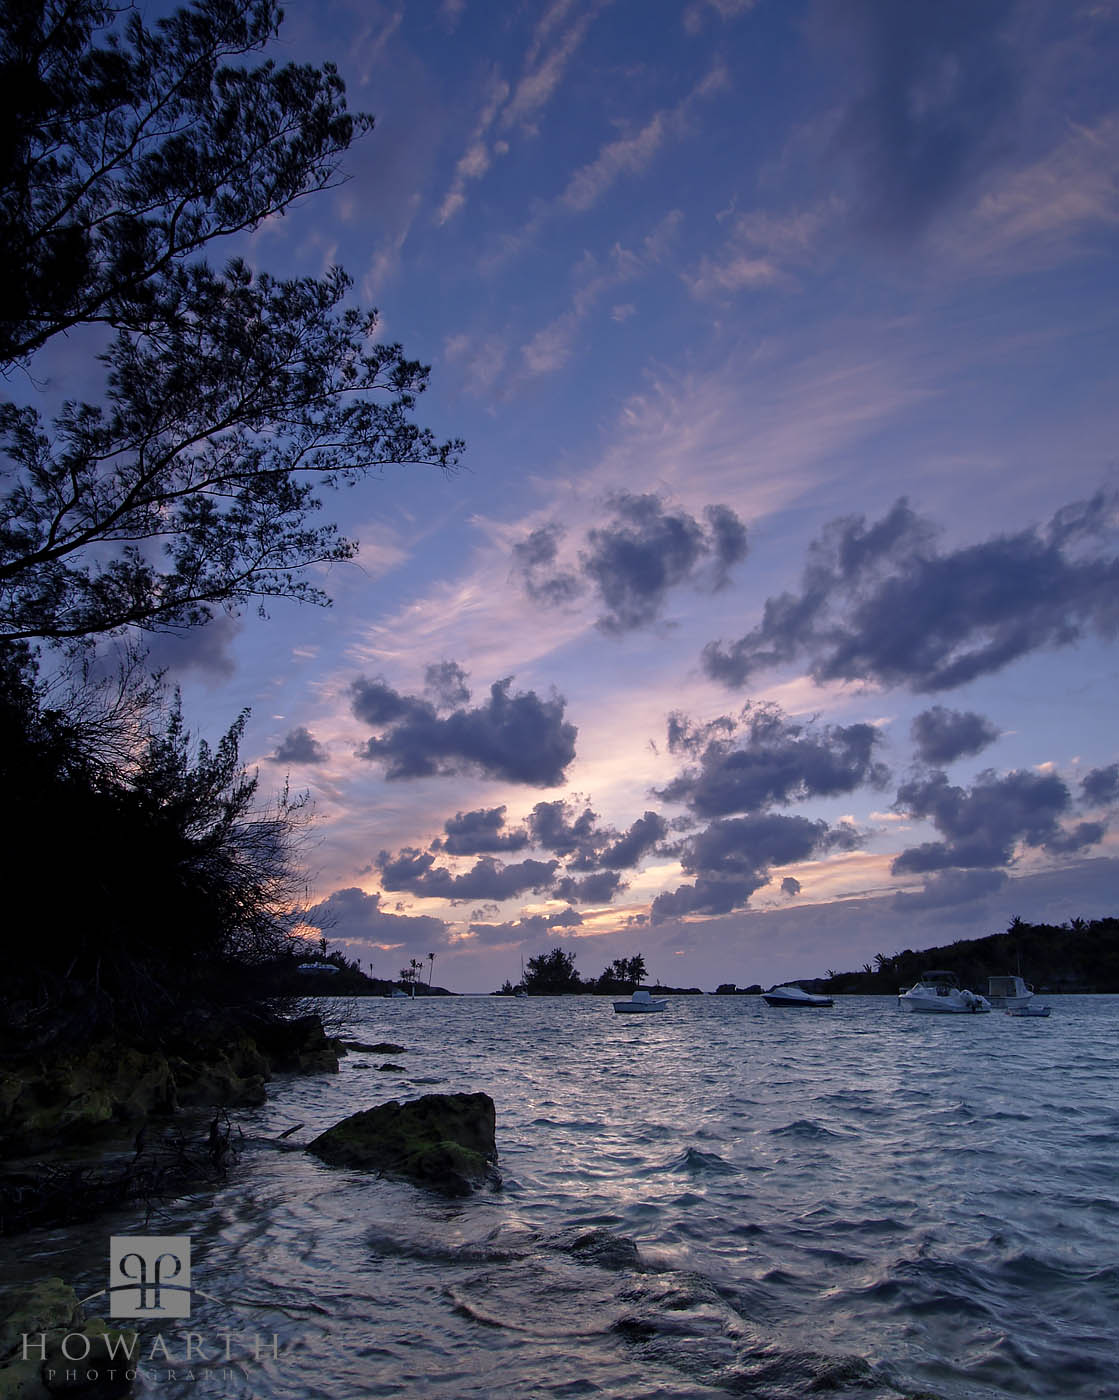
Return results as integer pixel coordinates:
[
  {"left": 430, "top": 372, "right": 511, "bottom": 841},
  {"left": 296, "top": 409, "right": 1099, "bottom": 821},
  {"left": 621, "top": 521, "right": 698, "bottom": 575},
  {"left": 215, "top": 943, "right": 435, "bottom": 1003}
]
[
  {"left": 376, "top": 848, "right": 559, "bottom": 902},
  {"left": 704, "top": 504, "right": 750, "bottom": 586},
  {"left": 650, "top": 812, "right": 836, "bottom": 923},
  {"left": 703, "top": 493, "right": 1119, "bottom": 694},
  {"left": 910, "top": 706, "right": 999, "bottom": 765},
  {"left": 830, "top": 0, "right": 1021, "bottom": 240},
  {"left": 424, "top": 660, "right": 472, "bottom": 709},
  {"left": 350, "top": 676, "right": 428, "bottom": 726},
  {"left": 515, "top": 494, "right": 748, "bottom": 633},
  {"left": 890, "top": 767, "right": 1103, "bottom": 873},
  {"left": 826, "top": 819, "right": 867, "bottom": 852},
  {"left": 436, "top": 806, "right": 529, "bottom": 855},
  {"left": 512, "top": 524, "right": 583, "bottom": 606},
  {"left": 665, "top": 711, "right": 737, "bottom": 756},
  {"left": 140, "top": 612, "right": 241, "bottom": 682},
  {"left": 650, "top": 874, "right": 766, "bottom": 922},
  {"left": 554, "top": 869, "right": 627, "bottom": 904},
  {"left": 1044, "top": 821, "right": 1107, "bottom": 855},
  {"left": 527, "top": 799, "right": 602, "bottom": 864},
  {"left": 305, "top": 887, "right": 450, "bottom": 950},
  {"left": 598, "top": 811, "right": 668, "bottom": 868},
  {"left": 684, "top": 813, "right": 830, "bottom": 877},
  {"left": 781, "top": 876, "right": 802, "bottom": 897},
  {"left": 524, "top": 800, "right": 668, "bottom": 870},
  {"left": 1082, "top": 764, "right": 1119, "bottom": 806},
  {"left": 370, "top": 794, "right": 668, "bottom": 923},
  {"left": 658, "top": 702, "right": 889, "bottom": 817},
  {"left": 269, "top": 726, "right": 327, "bottom": 765},
  {"left": 893, "top": 867, "right": 1008, "bottom": 910},
  {"left": 353, "top": 675, "right": 577, "bottom": 786},
  {"left": 468, "top": 907, "right": 584, "bottom": 946},
  {"left": 546, "top": 907, "right": 584, "bottom": 927}
]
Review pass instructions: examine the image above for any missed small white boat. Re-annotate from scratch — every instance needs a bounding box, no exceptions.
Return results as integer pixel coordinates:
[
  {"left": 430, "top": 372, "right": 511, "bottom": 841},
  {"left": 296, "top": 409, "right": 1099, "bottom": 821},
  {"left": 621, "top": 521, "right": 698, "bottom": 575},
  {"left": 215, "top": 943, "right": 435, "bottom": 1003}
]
[
  {"left": 389, "top": 987, "right": 411, "bottom": 999},
  {"left": 897, "top": 971, "right": 991, "bottom": 1013},
  {"left": 1007, "top": 1003, "right": 1051, "bottom": 1017},
  {"left": 513, "top": 986, "right": 528, "bottom": 998},
  {"left": 613, "top": 989, "right": 667, "bottom": 1014},
  {"left": 762, "top": 985, "right": 833, "bottom": 1008},
  {"left": 987, "top": 974, "right": 1036, "bottom": 1010}
]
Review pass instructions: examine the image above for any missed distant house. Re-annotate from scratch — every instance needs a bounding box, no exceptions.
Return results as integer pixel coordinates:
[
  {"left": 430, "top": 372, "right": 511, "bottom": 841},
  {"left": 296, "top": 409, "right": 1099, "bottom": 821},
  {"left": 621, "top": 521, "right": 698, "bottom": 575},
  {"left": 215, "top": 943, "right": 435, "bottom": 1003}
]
[{"left": 297, "top": 962, "right": 342, "bottom": 973}]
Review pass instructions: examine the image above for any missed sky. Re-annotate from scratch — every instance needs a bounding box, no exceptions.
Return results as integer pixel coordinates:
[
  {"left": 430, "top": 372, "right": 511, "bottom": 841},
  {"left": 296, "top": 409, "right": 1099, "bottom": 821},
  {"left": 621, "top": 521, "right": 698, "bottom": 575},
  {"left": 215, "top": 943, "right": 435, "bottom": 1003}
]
[{"left": 141, "top": 0, "right": 1119, "bottom": 991}]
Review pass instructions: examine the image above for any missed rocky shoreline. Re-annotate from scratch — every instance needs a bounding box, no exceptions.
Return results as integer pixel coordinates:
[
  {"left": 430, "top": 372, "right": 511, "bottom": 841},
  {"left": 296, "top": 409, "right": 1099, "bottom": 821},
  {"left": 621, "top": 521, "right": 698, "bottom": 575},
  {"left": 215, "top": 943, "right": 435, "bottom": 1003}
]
[
  {"left": 0, "top": 1007, "right": 502, "bottom": 1398},
  {"left": 0, "top": 1011, "right": 342, "bottom": 1236}
]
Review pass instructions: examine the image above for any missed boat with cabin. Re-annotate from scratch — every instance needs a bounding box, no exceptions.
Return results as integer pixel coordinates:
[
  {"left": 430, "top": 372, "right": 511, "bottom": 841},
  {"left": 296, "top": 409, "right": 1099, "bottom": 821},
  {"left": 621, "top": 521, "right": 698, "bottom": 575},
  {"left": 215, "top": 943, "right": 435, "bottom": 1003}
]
[
  {"left": 986, "top": 974, "right": 1037, "bottom": 1010},
  {"left": 897, "top": 970, "right": 991, "bottom": 1013}
]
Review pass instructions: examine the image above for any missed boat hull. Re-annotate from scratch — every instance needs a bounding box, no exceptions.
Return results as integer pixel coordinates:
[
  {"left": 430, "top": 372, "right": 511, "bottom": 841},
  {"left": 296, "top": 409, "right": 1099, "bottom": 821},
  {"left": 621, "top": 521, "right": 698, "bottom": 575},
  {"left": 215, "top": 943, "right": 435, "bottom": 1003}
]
[{"left": 897, "top": 993, "right": 990, "bottom": 1013}]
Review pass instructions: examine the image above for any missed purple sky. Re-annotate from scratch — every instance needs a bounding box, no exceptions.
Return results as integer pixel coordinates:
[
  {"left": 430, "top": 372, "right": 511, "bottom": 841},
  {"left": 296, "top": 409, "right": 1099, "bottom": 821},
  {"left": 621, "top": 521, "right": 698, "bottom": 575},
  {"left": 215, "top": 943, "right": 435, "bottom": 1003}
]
[{"left": 132, "top": 0, "right": 1119, "bottom": 990}]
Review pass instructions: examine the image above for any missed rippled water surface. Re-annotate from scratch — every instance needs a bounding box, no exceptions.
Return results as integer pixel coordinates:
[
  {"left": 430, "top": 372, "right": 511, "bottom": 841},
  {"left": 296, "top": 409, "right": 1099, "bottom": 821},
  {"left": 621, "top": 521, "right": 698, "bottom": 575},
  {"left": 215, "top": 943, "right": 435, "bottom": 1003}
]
[{"left": 8, "top": 995, "right": 1119, "bottom": 1398}]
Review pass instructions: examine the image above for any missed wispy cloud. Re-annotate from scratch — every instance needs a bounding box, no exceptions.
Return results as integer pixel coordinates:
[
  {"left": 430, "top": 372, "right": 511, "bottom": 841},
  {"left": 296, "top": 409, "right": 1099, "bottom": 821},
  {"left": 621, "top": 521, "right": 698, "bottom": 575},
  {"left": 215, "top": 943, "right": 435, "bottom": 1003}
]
[
  {"left": 504, "top": 0, "right": 610, "bottom": 132},
  {"left": 436, "top": 3, "right": 614, "bottom": 227},
  {"left": 940, "top": 113, "right": 1119, "bottom": 271},
  {"left": 521, "top": 212, "right": 682, "bottom": 374},
  {"left": 437, "top": 73, "right": 511, "bottom": 225},
  {"left": 684, "top": 198, "right": 843, "bottom": 299},
  {"left": 361, "top": 192, "right": 421, "bottom": 295},
  {"left": 683, "top": 0, "right": 759, "bottom": 35},
  {"left": 482, "top": 62, "right": 727, "bottom": 274},
  {"left": 444, "top": 330, "right": 511, "bottom": 398},
  {"left": 558, "top": 63, "right": 728, "bottom": 214}
]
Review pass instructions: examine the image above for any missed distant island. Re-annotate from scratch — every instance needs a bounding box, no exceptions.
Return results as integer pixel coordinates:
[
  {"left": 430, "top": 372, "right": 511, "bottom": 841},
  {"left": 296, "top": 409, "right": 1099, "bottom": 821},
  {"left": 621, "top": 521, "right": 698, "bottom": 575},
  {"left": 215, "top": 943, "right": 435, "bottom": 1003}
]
[
  {"left": 505, "top": 916, "right": 1119, "bottom": 998},
  {"left": 795, "top": 916, "right": 1119, "bottom": 996}
]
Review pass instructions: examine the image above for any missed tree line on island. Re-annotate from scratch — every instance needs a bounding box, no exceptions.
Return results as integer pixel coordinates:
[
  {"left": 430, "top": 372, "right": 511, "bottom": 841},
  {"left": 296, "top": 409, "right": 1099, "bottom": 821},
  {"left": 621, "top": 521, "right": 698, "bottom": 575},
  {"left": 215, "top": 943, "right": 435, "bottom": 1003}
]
[
  {"left": 493, "top": 916, "right": 1119, "bottom": 997},
  {"left": 495, "top": 950, "right": 670, "bottom": 996},
  {"left": 811, "top": 915, "right": 1119, "bottom": 996}
]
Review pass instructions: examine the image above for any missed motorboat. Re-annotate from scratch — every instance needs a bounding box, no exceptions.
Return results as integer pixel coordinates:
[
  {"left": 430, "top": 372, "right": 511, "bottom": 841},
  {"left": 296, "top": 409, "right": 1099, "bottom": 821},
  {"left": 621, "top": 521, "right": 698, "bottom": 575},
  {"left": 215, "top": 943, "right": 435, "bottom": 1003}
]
[
  {"left": 513, "top": 986, "right": 528, "bottom": 998},
  {"left": 389, "top": 987, "right": 411, "bottom": 999},
  {"left": 1007, "top": 1003, "right": 1051, "bottom": 1017},
  {"left": 987, "top": 975, "right": 1037, "bottom": 1010},
  {"left": 897, "top": 971, "right": 991, "bottom": 1013},
  {"left": 762, "top": 984, "right": 833, "bottom": 1008},
  {"left": 613, "top": 989, "right": 667, "bottom": 1013}
]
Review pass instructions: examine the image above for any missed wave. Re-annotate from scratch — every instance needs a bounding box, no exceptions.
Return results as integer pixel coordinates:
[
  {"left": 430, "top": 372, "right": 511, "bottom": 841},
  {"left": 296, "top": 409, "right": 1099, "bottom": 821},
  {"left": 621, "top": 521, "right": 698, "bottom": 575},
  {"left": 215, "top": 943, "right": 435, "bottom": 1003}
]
[
  {"left": 662, "top": 1145, "right": 741, "bottom": 1177},
  {"left": 769, "top": 1118, "right": 844, "bottom": 1139}
]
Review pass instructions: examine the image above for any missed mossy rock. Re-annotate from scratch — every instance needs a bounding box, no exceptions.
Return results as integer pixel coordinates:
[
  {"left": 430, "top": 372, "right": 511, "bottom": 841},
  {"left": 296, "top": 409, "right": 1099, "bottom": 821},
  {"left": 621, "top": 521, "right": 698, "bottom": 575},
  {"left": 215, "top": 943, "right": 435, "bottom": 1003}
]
[
  {"left": 0, "top": 1280, "right": 79, "bottom": 1362},
  {"left": 0, "top": 1283, "right": 136, "bottom": 1398},
  {"left": 168, "top": 1051, "right": 267, "bottom": 1109},
  {"left": 0, "top": 1355, "right": 50, "bottom": 1399},
  {"left": 307, "top": 1092, "right": 498, "bottom": 1196},
  {"left": 0, "top": 1044, "right": 180, "bottom": 1156},
  {"left": 41, "top": 1318, "right": 136, "bottom": 1396},
  {"left": 251, "top": 1015, "right": 340, "bottom": 1074}
]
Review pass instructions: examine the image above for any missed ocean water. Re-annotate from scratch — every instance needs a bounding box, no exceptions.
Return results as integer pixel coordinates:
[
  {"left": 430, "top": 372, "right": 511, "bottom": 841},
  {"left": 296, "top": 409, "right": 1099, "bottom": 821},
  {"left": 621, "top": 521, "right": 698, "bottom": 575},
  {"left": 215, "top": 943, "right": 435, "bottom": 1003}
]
[{"left": 6, "top": 994, "right": 1119, "bottom": 1399}]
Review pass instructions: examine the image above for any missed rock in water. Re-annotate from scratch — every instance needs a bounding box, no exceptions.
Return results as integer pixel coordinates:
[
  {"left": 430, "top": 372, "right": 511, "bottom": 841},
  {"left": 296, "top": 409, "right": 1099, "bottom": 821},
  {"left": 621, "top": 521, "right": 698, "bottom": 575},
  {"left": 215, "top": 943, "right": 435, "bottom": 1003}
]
[{"left": 307, "top": 1092, "right": 498, "bottom": 1196}]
